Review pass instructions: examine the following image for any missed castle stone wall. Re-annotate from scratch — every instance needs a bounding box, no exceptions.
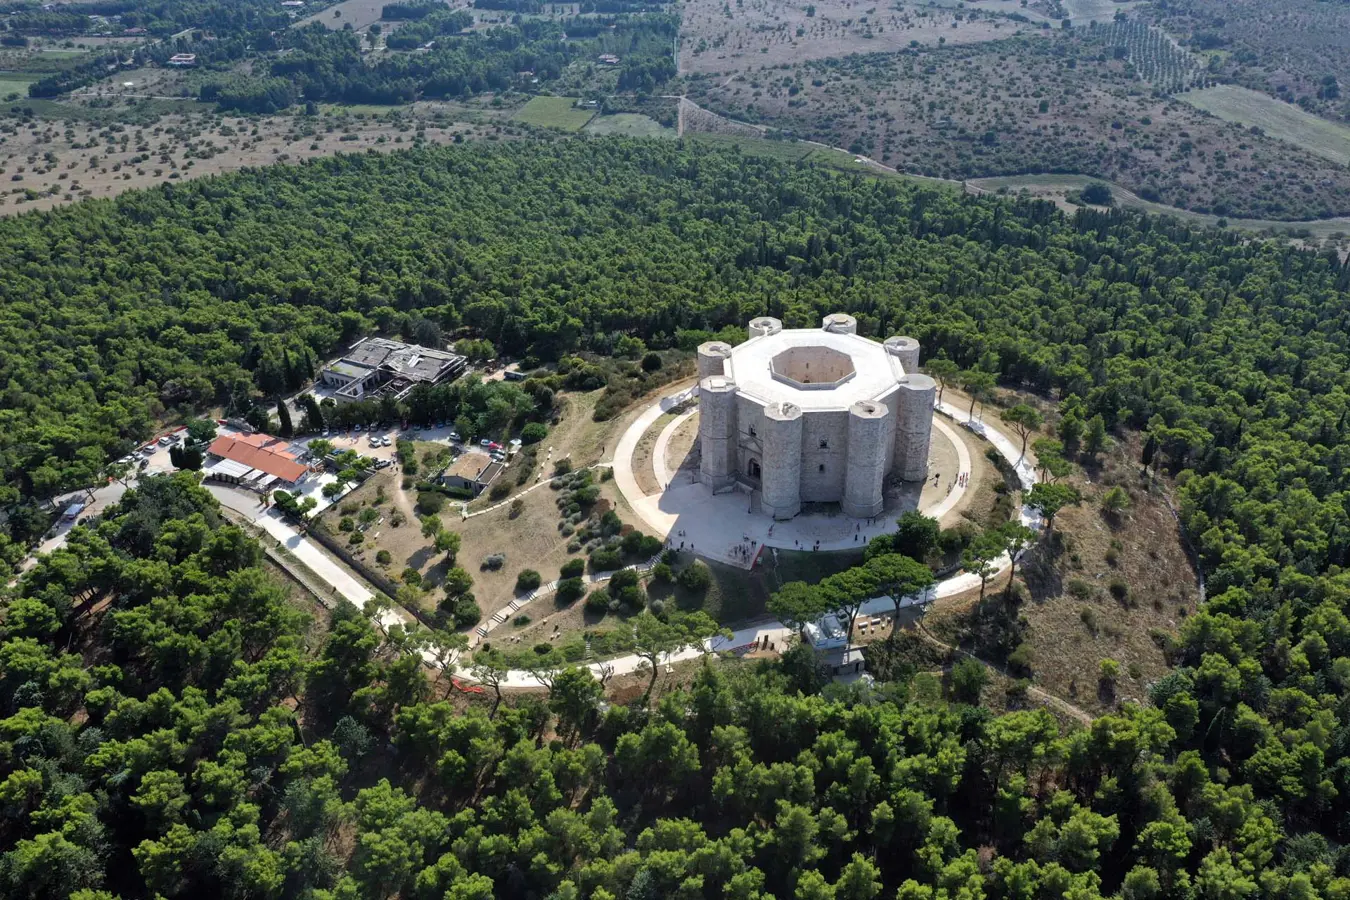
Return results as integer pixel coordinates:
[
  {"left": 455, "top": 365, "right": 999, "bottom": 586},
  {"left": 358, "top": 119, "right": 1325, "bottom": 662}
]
[
  {"left": 698, "top": 375, "right": 739, "bottom": 491},
  {"left": 760, "top": 402, "right": 803, "bottom": 519},
  {"left": 843, "top": 400, "right": 890, "bottom": 518},
  {"left": 894, "top": 374, "right": 937, "bottom": 482}
]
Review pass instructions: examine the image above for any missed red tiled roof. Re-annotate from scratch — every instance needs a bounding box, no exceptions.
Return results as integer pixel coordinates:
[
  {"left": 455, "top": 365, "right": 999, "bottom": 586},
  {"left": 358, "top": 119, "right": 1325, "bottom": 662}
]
[{"left": 207, "top": 435, "right": 308, "bottom": 483}]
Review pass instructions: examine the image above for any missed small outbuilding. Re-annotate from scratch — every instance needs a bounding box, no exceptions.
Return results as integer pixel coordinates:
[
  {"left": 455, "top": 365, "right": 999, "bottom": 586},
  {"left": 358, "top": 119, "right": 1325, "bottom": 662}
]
[{"left": 440, "top": 455, "right": 503, "bottom": 497}]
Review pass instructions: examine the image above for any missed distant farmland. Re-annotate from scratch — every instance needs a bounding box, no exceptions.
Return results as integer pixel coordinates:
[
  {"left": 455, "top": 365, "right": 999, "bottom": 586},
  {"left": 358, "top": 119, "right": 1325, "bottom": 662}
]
[
  {"left": 512, "top": 96, "right": 595, "bottom": 131},
  {"left": 1182, "top": 84, "right": 1350, "bottom": 167}
]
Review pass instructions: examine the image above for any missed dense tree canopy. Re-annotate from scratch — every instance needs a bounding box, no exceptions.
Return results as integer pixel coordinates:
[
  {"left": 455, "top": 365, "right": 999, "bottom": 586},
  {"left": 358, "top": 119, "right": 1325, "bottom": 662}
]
[
  {"left": 2, "top": 135, "right": 1350, "bottom": 896},
  {"left": 2, "top": 475, "right": 1347, "bottom": 898}
]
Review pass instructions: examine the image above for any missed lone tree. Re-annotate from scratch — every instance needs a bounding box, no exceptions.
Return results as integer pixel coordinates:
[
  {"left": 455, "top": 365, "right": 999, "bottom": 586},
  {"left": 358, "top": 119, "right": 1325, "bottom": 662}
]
[
  {"left": 996, "top": 521, "right": 1038, "bottom": 599},
  {"left": 426, "top": 629, "right": 468, "bottom": 696},
  {"left": 1026, "top": 482, "right": 1082, "bottom": 535},
  {"left": 630, "top": 610, "right": 725, "bottom": 705},
  {"left": 1081, "top": 182, "right": 1114, "bottom": 206},
  {"left": 1000, "top": 404, "right": 1043, "bottom": 465},
  {"left": 768, "top": 581, "right": 832, "bottom": 637},
  {"left": 960, "top": 369, "right": 996, "bottom": 421},
  {"left": 864, "top": 553, "right": 936, "bottom": 643},
  {"left": 469, "top": 647, "right": 510, "bottom": 718},
  {"left": 961, "top": 531, "right": 1004, "bottom": 601},
  {"left": 925, "top": 358, "right": 960, "bottom": 405}
]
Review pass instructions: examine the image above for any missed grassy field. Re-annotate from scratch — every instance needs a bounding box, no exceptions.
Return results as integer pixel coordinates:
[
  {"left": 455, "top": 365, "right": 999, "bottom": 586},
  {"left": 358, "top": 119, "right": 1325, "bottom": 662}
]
[
  {"left": 584, "top": 113, "right": 674, "bottom": 138},
  {"left": 0, "top": 78, "right": 34, "bottom": 100},
  {"left": 513, "top": 96, "right": 596, "bottom": 132},
  {"left": 687, "top": 132, "right": 962, "bottom": 190},
  {"left": 1181, "top": 84, "right": 1350, "bottom": 167}
]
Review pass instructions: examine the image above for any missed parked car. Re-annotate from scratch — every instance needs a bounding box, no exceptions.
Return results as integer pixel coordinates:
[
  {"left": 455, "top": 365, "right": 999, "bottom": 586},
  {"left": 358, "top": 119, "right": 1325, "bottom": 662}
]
[
  {"left": 374, "top": 459, "right": 393, "bottom": 470},
  {"left": 479, "top": 438, "right": 491, "bottom": 447},
  {"left": 448, "top": 431, "right": 461, "bottom": 441},
  {"left": 354, "top": 424, "right": 363, "bottom": 432},
  {"left": 488, "top": 442, "right": 503, "bottom": 451},
  {"left": 157, "top": 435, "right": 174, "bottom": 446}
]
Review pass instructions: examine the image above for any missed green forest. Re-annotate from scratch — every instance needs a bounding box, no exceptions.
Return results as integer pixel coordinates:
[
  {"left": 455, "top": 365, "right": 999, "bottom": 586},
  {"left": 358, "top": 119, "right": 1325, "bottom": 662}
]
[{"left": 3, "top": 138, "right": 1350, "bottom": 896}]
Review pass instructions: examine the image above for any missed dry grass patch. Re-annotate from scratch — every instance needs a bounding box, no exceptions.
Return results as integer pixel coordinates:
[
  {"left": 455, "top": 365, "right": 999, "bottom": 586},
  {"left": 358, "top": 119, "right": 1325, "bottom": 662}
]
[{"left": 0, "top": 106, "right": 503, "bottom": 217}]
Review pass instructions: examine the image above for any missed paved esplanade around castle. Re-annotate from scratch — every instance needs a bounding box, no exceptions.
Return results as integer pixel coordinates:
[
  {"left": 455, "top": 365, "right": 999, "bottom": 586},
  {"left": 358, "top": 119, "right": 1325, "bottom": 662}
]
[{"left": 696, "top": 314, "right": 937, "bottom": 520}]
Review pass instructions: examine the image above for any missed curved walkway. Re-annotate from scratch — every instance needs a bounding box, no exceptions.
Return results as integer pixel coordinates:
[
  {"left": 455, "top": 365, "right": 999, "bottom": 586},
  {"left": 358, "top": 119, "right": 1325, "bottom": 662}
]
[
  {"left": 611, "top": 389, "right": 1001, "bottom": 568},
  {"left": 652, "top": 407, "right": 699, "bottom": 487},
  {"left": 482, "top": 396, "right": 1041, "bottom": 689}
]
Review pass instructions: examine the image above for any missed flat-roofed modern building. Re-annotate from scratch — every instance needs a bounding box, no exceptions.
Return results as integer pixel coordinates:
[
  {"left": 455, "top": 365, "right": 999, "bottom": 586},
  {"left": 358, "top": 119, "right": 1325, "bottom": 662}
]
[{"left": 319, "top": 337, "right": 467, "bottom": 404}]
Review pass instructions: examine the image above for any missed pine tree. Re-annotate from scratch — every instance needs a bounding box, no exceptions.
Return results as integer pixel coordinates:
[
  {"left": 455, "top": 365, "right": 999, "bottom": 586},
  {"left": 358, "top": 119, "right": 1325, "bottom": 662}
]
[{"left": 277, "top": 398, "right": 294, "bottom": 438}]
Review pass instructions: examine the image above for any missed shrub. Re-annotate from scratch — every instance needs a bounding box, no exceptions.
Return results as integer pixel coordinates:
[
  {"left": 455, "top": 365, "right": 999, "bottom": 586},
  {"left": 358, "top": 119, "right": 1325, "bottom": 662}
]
[
  {"left": 553, "top": 458, "right": 573, "bottom": 477},
  {"left": 1007, "top": 642, "right": 1034, "bottom": 676},
  {"left": 585, "top": 590, "right": 611, "bottom": 613},
  {"left": 556, "top": 577, "right": 585, "bottom": 605},
  {"left": 1108, "top": 577, "right": 1130, "bottom": 603},
  {"left": 1066, "top": 579, "right": 1094, "bottom": 601},
  {"left": 648, "top": 598, "right": 665, "bottom": 616},
  {"left": 560, "top": 558, "right": 585, "bottom": 579},
  {"left": 516, "top": 569, "right": 542, "bottom": 592},
  {"left": 338, "top": 516, "right": 355, "bottom": 533},
  {"left": 375, "top": 550, "right": 392, "bottom": 565},
  {"left": 489, "top": 481, "right": 511, "bottom": 501},
  {"left": 641, "top": 351, "right": 663, "bottom": 372},
  {"left": 650, "top": 562, "right": 673, "bottom": 583},
  {"left": 509, "top": 498, "right": 524, "bottom": 519},
  {"left": 1101, "top": 485, "right": 1131, "bottom": 516},
  {"left": 416, "top": 491, "right": 445, "bottom": 515},
  {"left": 401, "top": 567, "right": 422, "bottom": 586},
  {"left": 1080, "top": 606, "right": 1099, "bottom": 635},
  {"left": 482, "top": 553, "right": 506, "bottom": 571},
  {"left": 348, "top": 532, "right": 365, "bottom": 545},
  {"left": 520, "top": 422, "right": 548, "bottom": 444},
  {"left": 950, "top": 657, "right": 989, "bottom": 705},
  {"left": 678, "top": 562, "right": 712, "bottom": 593},
  {"left": 590, "top": 549, "right": 622, "bottom": 572},
  {"left": 512, "top": 614, "right": 531, "bottom": 627},
  {"left": 448, "top": 595, "right": 481, "bottom": 629}
]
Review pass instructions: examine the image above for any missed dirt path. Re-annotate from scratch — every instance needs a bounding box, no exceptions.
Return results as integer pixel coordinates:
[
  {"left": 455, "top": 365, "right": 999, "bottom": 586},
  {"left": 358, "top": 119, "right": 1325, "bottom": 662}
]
[{"left": 914, "top": 622, "right": 1095, "bottom": 726}]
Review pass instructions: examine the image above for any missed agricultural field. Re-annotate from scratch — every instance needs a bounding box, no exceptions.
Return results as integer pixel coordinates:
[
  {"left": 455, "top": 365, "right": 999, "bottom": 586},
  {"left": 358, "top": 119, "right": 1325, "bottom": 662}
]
[
  {"left": 685, "top": 31, "right": 1350, "bottom": 220},
  {"left": 584, "top": 112, "right": 674, "bottom": 138},
  {"left": 294, "top": 0, "right": 395, "bottom": 31},
  {"left": 512, "top": 95, "right": 596, "bottom": 131},
  {"left": 0, "top": 77, "right": 37, "bottom": 101},
  {"left": 679, "top": 0, "right": 1042, "bottom": 76},
  {"left": 0, "top": 104, "right": 507, "bottom": 216},
  {"left": 1146, "top": 0, "right": 1350, "bottom": 123},
  {"left": 1182, "top": 84, "right": 1350, "bottom": 167},
  {"left": 967, "top": 173, "right": 1350, "bottom": 255}
]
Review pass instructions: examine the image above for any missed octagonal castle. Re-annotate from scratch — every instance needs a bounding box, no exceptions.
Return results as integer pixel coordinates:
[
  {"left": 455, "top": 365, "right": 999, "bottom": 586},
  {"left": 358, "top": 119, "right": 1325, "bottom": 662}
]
[{"left": 697, "top": 315, "right": 936, "bottom": 520}]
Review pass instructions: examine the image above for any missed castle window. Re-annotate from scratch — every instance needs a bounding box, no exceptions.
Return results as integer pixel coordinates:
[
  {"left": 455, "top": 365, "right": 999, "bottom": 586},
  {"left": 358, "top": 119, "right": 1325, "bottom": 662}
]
[
  {"left": 818, "top": 464, "right": 825, "bottom": 473},
  {"left": 748, "top": 425, "right": 756, "bottom": 438},
  {"left": 819, "top": 439, "right": 829, "bottom": 449}
]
